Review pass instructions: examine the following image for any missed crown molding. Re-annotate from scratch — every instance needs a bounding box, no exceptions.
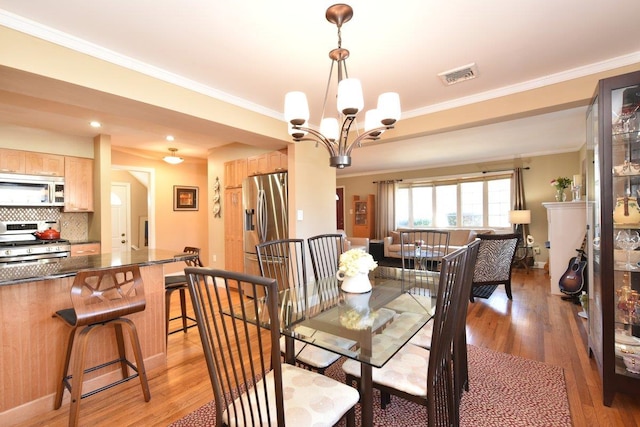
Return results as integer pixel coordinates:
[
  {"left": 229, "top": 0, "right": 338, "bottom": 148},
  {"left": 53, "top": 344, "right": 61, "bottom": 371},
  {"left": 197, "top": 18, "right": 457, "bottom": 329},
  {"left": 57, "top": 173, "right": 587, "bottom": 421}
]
[{"left": 2, "top": 9, "right": 639, "bottom": 123}]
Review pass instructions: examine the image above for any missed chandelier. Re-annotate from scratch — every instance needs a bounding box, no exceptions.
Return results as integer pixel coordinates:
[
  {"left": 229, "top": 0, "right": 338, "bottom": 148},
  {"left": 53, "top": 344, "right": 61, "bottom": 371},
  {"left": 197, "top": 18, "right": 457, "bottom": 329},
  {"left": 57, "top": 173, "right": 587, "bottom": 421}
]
[{"left": 284, "top": 3, "right": 401, "bottom": 169}]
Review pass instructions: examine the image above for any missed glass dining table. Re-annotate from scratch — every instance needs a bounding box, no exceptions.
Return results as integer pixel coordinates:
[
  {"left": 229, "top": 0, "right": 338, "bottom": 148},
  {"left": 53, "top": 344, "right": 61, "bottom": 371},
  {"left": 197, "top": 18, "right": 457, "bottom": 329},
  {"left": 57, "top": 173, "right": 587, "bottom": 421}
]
[{"left": 278, "top": 266, "right": 439, "bottom": 427}]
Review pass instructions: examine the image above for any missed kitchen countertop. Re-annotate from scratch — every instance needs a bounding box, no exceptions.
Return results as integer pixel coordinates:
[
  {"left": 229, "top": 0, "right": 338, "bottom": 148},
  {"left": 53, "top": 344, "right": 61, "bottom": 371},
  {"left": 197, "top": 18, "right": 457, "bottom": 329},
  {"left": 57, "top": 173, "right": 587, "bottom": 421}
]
[{"left": 0, "top": 248, "right": 195, "bottom": 286}]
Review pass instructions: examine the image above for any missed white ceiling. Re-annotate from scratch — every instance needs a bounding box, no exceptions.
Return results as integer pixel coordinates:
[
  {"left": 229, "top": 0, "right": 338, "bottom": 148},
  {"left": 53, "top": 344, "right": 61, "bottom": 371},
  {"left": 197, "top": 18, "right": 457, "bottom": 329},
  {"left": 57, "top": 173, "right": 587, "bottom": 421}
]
[{"left": 0, "top": 0, "right": 639, "bottom": 176}]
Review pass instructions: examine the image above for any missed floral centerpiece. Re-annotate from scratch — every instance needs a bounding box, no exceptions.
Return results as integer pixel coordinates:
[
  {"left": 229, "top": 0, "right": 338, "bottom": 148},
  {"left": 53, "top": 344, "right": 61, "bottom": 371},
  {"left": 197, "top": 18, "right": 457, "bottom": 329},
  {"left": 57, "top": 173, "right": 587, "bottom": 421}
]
[
  {"left": 339, "top": 300, "right": 378, "bottom": 330},
  {"left": 551, "top": 177, "right": 572, "bottom": 201},
  {"left": 336, "top": 249, "right": 377, "bottom": 293}
]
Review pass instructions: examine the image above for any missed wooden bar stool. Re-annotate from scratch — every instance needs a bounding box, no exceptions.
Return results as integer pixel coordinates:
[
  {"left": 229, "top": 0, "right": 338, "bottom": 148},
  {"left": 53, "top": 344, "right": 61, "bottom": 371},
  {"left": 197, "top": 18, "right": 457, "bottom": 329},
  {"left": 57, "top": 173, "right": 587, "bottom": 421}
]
[
  {"left": 53, "top": 265, "right": 151, "bottom": 427},
  {"left": 165, "top": 246, "right": 203, "bottom": 337}
]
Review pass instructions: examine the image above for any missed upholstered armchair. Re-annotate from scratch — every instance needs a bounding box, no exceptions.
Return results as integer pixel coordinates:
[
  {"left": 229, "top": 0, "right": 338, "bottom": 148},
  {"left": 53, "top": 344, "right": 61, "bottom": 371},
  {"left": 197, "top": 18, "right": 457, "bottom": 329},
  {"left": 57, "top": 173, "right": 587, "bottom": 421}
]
[
  {"left": 337, "top": 229, "right": 369, "bottom": 252},
  {"left": 470, "top": 233, "right": 520, "bottom": 302}
]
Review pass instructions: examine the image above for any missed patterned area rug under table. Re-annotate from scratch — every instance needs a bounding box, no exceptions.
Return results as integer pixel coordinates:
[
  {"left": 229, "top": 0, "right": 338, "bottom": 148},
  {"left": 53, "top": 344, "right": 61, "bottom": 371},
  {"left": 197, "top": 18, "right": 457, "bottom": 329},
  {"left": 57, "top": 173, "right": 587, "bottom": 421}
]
[{"left": 169, "top": 345, "right": 572, "bottom": 427}]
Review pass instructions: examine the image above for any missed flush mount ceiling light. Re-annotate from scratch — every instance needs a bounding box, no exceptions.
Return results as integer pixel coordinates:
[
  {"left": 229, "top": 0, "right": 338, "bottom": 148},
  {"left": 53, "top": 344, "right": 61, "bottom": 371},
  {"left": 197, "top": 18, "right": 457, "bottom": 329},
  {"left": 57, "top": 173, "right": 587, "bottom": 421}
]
[
  {"left": 284, "top": 3, "right": 401, "bottom": 169},
  {"left": 163, "top": 148, "right": 184, "bottom": 165}
]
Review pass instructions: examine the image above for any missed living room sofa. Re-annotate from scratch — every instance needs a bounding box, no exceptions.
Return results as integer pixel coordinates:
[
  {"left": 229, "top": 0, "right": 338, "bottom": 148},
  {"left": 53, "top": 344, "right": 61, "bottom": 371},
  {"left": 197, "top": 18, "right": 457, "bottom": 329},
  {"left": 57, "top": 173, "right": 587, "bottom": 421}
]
[{"left": 383, "top": 228, "right": 495, "bottom": 259}]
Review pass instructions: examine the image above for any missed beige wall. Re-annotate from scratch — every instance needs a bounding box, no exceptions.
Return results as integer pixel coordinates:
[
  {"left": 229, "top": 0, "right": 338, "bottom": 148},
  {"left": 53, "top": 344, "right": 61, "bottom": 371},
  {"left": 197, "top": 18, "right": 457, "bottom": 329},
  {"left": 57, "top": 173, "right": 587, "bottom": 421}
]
[
  {"left": 337, "top": 151, "right": 583, "bottom": 265},
  {"left": 0, "top": 124, "right": 93, "bottom": 158}
]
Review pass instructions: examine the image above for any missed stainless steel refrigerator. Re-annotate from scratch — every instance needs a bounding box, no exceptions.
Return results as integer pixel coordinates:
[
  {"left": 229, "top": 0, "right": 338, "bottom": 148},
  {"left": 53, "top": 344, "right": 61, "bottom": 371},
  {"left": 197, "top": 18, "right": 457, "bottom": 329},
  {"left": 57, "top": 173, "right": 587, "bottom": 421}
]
[{"left": 243, "top": 172, "right": 288, "bottom": 280}]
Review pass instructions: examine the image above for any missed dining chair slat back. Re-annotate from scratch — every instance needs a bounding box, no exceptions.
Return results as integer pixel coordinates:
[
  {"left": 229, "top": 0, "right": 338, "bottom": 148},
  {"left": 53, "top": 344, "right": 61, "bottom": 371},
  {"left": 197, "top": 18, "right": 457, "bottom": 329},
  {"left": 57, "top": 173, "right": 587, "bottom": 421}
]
[
  {"left": 184, "top": 267, "right": 359, "bottom": 427},
  {"left": 307, "top": 233, "right": 345, "bottom": 282},
  {"left": 426, "top": 244, "right": 468, "bottom": 426},
  {"left": 400, "top": 230, "right": 451, "bottom": 296},
  {"left": 452, "top": 239, "right": 480, "bottom": 410}
]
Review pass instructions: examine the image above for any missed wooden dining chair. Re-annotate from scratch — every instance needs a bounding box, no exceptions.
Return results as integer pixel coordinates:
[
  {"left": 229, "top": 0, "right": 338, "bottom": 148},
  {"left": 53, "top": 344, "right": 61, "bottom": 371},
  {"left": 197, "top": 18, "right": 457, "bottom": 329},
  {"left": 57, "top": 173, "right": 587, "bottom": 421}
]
[
  {"left": 307, "top": 233, "right": 345, "bottom": 281},
  {"left": 257, "top": 239, "right": 354, "bottom": 373},
  {"left": 469, "top": 233, "right": 519, "bottom": 302},
  {"left": 184, "top": 267, "right": 359, "bottom": 427},
  {"left": 388, "top": 239, "right": 479, "bottom": 408},
  {"left": 343, "top": 244, "right": 469, "bottom": 427}
]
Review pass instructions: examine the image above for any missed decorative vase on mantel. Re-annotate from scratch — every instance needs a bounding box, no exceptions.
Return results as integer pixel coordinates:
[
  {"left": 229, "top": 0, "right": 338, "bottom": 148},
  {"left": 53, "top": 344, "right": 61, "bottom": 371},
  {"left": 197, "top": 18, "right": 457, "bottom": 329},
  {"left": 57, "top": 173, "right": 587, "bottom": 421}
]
[{"left": 555, "top": 189, "right": 567, "bottom": 202}]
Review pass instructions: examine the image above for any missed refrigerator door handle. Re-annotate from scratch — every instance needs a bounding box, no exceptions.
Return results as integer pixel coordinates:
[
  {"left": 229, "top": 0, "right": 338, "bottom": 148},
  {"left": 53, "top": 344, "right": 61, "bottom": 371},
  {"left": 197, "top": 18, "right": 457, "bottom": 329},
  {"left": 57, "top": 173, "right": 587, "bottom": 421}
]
[{"left": 257, "top": 189, "right": 267, "bottom": 243}]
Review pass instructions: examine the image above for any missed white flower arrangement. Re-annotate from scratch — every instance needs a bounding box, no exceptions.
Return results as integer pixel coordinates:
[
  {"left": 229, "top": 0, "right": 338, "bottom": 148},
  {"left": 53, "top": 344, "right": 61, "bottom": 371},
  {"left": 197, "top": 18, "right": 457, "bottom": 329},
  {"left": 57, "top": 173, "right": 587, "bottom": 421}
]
[{"left": 338, "top": 249, "right": 378, "bottom": 278}]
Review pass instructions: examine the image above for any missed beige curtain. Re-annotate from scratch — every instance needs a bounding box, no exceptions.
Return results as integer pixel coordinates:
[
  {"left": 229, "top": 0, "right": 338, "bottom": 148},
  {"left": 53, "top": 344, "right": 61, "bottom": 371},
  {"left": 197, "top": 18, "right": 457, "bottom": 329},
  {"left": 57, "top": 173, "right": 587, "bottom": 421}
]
[
  {"left": 512, "top": 167, "right": 529, "bottom": 239},
  {"left": 376, "top": 181, "right": 396, "bottom": 240}
]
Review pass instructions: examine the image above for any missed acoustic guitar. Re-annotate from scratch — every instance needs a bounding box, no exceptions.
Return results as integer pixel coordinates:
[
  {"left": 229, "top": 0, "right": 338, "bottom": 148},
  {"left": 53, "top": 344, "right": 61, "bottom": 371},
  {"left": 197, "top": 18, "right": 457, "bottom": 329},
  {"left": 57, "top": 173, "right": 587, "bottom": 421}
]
[{"left": 559, "top": 234, "right": 587, "bottom": 296}]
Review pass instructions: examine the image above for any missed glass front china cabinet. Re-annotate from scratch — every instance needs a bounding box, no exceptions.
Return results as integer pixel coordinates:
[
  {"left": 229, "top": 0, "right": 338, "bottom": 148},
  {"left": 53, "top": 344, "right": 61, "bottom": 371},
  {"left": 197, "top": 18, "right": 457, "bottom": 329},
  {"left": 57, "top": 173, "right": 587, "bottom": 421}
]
[{"left": 587, "top": 70, "right": 640, "bottom": 405}]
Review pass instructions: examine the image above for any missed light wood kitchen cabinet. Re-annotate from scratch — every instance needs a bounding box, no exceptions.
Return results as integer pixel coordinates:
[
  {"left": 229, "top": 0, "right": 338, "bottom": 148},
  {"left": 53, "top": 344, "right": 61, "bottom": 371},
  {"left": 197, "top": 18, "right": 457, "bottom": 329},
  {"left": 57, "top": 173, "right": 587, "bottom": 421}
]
[
  {"left": 0, "top": 148, "right": 26, "bottom": 174},
  {"left": 247, "top": 150, "right": 288, "bottom": 176},
  {"left": 25, "top": 152, "right": 65, "bottom": 176},
  {"left": 70, "top": 242, "right": 101, "bottom": 256},
  {"left": 64, "top": 156, "right": 94, "bottom": 212},
  {"left": 247, "top": 153, "right": 269, "bottom": 176},
  {"left": 224, "top": 158, "right": 247, "bottom": 188},
  {"left": 267, "top": 149, "right": 288, "bottom": 172},
  {"left": 224, "top": 187, "right": 244, "bottom": 274}
]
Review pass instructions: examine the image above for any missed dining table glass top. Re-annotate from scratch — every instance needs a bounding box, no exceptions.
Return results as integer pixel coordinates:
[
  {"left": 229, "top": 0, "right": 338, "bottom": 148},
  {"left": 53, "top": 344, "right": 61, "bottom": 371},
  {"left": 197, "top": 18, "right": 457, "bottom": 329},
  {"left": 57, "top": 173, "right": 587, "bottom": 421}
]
[{"left": 278, "top": 265, "right": 439, "bottom": 368}]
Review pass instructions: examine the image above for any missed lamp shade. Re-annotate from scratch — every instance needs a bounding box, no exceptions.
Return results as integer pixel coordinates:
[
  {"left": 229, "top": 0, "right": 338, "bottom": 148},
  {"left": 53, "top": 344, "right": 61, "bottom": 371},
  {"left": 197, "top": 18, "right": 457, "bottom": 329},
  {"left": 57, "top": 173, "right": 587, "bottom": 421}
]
[
  {"left": 509, "top": 209, "right": 531, "bottom": 225},
  {"left": 320, "top": 118, "right": 340, "bottom": 141},
  {"left": 284, "top": 91, "right": 309, "bottom": 125},
  {"left": 377, "top": 92, "right": 401, "bottom": 125},
  {"left": 337, "top": 78, "right": 363, "bottom": 116}
]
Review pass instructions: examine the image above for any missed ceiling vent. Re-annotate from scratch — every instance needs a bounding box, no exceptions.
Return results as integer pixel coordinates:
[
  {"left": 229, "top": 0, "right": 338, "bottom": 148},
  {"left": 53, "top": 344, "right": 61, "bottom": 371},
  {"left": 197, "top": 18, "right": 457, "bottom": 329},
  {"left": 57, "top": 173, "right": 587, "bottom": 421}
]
[{"left": 438, "top": 63, "right": 479, "bottom": 86}]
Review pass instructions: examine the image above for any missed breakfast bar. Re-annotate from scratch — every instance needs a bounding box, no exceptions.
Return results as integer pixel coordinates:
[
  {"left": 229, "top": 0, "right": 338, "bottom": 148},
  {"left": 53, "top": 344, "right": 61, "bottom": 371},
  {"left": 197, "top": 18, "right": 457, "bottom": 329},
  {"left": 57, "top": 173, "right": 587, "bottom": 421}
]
[{"left": 0, "top": 249, "right": 194, "bottom": 424}]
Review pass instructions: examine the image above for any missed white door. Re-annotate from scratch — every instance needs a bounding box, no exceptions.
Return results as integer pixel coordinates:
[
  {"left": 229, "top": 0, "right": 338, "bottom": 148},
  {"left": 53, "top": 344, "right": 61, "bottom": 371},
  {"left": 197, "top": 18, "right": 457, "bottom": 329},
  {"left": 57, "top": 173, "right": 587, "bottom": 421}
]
[{"left": 111, "top": 182, "right": 131, "bottom": 252}]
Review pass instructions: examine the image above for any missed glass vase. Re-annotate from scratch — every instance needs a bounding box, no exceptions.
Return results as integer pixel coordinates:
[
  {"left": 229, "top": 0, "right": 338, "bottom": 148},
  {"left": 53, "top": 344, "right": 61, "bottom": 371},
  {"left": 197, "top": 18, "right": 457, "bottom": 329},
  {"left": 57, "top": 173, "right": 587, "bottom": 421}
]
[{"left": 555, "top": 189, "right": 567, "bottom": 202}]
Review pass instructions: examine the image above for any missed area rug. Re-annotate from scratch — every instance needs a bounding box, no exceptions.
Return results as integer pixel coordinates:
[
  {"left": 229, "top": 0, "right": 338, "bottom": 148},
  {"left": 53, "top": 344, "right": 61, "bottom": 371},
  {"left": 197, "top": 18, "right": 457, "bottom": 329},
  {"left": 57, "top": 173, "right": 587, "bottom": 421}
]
[
  {"left": 169, "top": 345, "right": 571, "bottom": 427},
  {"left": 472, "top": 284, "right": 498, "bottom": 299}
]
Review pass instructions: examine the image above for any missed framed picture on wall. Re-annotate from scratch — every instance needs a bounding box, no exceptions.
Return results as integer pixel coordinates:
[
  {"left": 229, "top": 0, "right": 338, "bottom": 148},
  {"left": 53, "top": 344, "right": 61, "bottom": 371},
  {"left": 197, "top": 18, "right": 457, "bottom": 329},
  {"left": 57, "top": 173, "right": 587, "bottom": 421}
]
[{"left": 173, "top": 186, "right": 199, "bottom": 211}]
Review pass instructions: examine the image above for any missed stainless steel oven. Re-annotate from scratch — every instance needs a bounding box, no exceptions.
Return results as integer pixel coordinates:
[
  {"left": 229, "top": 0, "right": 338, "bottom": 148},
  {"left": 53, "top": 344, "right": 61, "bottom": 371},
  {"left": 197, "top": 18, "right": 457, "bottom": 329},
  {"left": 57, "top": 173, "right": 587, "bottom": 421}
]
[{"left": 0, "top": 221, "right": 70, "bottom": 266}]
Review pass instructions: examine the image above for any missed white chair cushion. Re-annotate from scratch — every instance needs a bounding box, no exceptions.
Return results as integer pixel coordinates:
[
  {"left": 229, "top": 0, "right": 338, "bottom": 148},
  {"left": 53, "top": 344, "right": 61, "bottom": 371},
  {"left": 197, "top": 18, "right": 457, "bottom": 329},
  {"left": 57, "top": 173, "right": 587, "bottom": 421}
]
[
  {"left": 409, "top": 320, "right": 433, "bottom": 348},
  {"left": 381, "top": 311, "right": 433, "bottom": 347},
  {"left": 279, "top": 332, "right": 355, "bottom": 369},
  {"left": 223, "top": 363, "right": 359, "bottom": 426},
  {"left": 384, "top": 292, "right": 434, "bottom": 314},
  {"left": 342, "top": 342, "right": 429, "bottom": 398}
]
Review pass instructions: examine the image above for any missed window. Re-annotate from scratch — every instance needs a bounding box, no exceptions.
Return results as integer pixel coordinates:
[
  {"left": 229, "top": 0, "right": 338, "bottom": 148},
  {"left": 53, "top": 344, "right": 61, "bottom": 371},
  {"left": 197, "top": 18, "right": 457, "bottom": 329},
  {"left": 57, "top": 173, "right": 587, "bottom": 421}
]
[{"left": 395, "top": 175, "right": 512, "bottom": 229}]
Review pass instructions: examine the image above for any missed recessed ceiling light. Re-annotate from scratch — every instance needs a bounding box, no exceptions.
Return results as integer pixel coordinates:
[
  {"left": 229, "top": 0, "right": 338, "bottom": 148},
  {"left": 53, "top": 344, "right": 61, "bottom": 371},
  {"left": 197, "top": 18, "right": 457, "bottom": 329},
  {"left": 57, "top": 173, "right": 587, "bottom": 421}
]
[
  {"left": 90, "top": 121, "right": 101, "bottom": 128},
  {"left": 166, "top": 135, "right": 175, "bottom": 141}
]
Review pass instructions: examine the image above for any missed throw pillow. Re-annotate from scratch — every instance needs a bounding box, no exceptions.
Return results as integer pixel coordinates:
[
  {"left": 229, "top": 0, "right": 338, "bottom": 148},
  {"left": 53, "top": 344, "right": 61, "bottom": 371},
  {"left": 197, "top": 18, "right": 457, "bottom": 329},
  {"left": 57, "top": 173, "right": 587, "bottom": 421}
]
[{"left": 391, "top": 231, "right": 401, "bottom": 244}]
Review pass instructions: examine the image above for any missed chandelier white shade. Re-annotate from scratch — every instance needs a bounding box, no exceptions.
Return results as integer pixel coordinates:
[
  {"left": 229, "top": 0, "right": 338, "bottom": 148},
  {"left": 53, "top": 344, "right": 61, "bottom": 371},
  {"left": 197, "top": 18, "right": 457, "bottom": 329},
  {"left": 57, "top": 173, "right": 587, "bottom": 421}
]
[
  {"left": 163, "top": 148, "right": 184, "bottom": 165},
  {"left": 284, "top": 3, "right": 401, "bottom": 169}
]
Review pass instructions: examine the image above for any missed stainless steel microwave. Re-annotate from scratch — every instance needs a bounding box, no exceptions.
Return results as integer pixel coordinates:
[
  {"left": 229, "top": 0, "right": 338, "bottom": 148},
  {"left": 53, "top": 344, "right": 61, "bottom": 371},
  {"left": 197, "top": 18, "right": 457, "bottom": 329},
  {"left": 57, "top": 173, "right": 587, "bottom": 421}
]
[{"left": 0, "top": 173, "right": 65, "bottom": 207}]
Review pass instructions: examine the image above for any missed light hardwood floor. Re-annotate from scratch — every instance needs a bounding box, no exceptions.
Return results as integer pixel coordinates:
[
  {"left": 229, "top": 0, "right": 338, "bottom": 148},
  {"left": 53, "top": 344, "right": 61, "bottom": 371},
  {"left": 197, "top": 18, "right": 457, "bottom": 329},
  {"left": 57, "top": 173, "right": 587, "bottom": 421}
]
[{"left": 14, "top": 268, "right": 640, "bottom": 426}]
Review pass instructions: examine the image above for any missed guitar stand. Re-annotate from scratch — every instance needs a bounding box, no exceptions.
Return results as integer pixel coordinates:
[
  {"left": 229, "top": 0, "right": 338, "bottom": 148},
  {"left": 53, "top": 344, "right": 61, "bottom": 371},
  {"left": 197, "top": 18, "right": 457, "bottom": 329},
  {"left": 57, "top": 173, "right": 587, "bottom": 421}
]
[{"left": 561, "top": 294, "right": 581, "bottom": 305}]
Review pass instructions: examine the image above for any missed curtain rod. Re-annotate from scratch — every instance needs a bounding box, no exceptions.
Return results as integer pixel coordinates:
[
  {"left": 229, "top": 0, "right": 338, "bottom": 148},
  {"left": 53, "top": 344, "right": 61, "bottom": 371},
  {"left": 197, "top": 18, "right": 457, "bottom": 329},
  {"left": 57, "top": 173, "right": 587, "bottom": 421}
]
[
  {"left": 372, "top": 179, "right": 403, "bottom": 184},
  {"left": 482, "top": 166, "right": 530, "bottom": 174}
]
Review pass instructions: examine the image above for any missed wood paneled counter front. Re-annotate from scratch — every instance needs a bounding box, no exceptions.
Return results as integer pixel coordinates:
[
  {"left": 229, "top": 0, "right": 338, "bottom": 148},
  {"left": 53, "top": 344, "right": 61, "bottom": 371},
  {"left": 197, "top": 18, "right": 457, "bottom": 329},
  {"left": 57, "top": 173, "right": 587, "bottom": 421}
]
[{"left": 0, "top": 249, "right": 196, "bottom": 425}]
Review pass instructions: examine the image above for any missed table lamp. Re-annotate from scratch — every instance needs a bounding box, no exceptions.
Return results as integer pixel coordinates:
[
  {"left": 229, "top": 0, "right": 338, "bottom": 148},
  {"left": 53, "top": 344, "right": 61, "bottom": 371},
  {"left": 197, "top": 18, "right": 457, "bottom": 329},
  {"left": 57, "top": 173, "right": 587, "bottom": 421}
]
[{"left": 509, "top": 209, "right": 531, "bottom": 245}]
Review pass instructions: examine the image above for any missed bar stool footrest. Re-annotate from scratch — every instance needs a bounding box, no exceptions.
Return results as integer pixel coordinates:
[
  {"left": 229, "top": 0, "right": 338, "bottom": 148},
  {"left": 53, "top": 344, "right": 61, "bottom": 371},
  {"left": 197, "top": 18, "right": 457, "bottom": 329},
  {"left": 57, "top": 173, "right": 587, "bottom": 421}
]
[
  {"left": 167, "top": 316, "right": 198, "bottom": 335},
  {"left": 62, "top": 357, "right": 142, "bottom": 400}
]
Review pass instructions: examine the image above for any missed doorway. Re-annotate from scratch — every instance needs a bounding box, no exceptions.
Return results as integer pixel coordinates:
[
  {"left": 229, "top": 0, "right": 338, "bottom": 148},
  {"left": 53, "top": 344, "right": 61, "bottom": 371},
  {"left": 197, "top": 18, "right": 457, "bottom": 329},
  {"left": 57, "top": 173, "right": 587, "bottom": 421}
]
[
  {"left": 111, "top": 182, "right": 131, "bottom": 252},
  {"left": 111, "top": 166, "right": 155, "bottom": 249},
  {"left": 336, "top": 186, "right": 345, "bottom": 231}
]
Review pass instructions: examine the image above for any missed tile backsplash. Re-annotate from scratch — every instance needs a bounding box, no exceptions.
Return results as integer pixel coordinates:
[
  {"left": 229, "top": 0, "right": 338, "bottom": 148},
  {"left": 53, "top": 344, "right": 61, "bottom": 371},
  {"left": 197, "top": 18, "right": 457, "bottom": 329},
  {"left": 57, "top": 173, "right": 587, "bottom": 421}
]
[{"left": 0, "top": 207, "right": 88, "bottom": 241}]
